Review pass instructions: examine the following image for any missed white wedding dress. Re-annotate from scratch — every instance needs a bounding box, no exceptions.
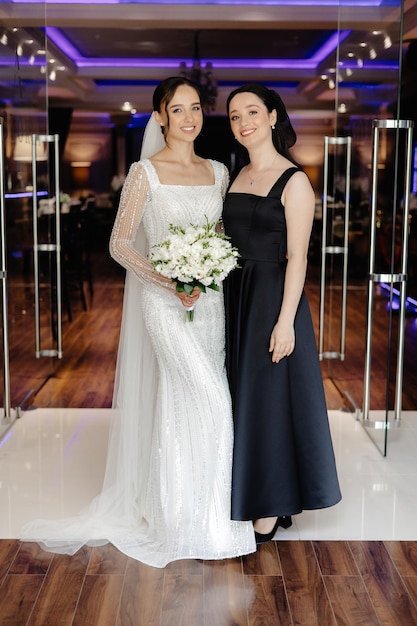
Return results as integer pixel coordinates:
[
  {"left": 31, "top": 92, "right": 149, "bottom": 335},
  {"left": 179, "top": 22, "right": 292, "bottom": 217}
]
[{"left": 21, "top": 158, "right": 256, "bottom": 568}]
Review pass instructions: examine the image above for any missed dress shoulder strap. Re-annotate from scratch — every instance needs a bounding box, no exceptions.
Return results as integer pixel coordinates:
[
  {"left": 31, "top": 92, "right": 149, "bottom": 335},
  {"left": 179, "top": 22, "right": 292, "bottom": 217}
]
[
  {"left": 209, "top": 159, "right": 227, "bottom": 186},
  {"left": 139, "top": 158, "right": 158, "bottom": 188},
  {"left": 267, "top": 166, "right": 302, "bottom": 197},
  {"left": 227, "top": 166, "right": 243, "bottom": 191},
  {"left": 279, "top": 166, "right": 302, "bottom": 188}
]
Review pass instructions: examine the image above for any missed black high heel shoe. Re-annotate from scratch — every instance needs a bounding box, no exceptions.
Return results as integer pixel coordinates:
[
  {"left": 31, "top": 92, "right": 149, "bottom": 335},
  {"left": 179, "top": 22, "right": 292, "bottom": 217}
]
[{"left": 254, "top": 516, "right": 292, "bottom": 544}]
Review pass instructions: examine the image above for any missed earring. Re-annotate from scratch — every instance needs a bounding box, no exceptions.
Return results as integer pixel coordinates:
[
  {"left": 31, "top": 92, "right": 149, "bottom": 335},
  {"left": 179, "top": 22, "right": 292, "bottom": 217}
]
[{"left": 272, "top": 124, "right": 276, "bottom": 130}]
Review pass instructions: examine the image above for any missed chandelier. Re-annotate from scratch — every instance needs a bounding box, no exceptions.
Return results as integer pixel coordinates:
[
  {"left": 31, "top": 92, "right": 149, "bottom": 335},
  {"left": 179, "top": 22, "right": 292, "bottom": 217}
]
[{"left": 179, "top": 32, "right": 218, "bottom": 113}]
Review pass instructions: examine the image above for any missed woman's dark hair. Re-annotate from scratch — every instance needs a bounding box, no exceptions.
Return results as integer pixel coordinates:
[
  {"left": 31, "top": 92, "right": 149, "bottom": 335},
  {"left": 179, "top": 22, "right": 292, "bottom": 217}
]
[
  {"left": 153, "top": 76, "right": 202, "bottom": 133},
  {"left": 226, "top": 82, "right": 297, "bottom": 162}
]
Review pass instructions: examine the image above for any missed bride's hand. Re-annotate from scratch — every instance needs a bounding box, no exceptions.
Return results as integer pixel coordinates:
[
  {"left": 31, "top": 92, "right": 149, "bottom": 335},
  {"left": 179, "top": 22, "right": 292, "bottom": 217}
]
[
  {"left": 176, "top": 286, "right": 201, "bottom": 308},
  {"left": 269, "top": 320, "right": 295, "bottom": 363}
]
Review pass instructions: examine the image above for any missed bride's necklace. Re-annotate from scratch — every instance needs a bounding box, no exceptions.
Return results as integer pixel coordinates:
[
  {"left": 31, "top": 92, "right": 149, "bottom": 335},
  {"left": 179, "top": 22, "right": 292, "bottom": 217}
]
[{"left": 247, "top": 155, "right": 278, "bottom": 187}]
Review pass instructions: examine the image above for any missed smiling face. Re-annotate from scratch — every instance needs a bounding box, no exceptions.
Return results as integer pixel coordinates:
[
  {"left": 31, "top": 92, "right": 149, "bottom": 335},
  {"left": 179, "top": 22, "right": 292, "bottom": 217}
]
[
  {"left": 228, "top": 92, "right": 277, "bottom": 148},
  {"left": 155, "top": 84, "right": 203, "bottom": 144}
]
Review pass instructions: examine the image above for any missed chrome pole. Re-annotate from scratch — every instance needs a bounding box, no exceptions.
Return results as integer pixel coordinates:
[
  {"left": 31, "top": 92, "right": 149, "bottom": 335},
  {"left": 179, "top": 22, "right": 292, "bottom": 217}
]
[
  {"left": 319, "top": 138, "right": 329, "bottom": 359},
  {"left": 33, "top": 134, "right": 62, "bottom": 359},
  {"left": 394, "top": 122, "right": 413, "bottom": 419},
  {"left": 363, "top": 119, "right": 414, "bottom": 425},
  {"left": 53, "top": 134, "right": 63, "bottom": 358},
  {"left": 0, "top": 118, "right": 11, "bottom": 421},
  {"left": 341, "top": 137, "right": 352, "bottom": 356},
  {"left": 319, "top": 136, "right": 351, "bottom": 361},
  {"left": 363, "top": 124, "right": 379, "bottom": 422},
  {"left": 32, "top": 134, "right": 41, "bottom": 358}
]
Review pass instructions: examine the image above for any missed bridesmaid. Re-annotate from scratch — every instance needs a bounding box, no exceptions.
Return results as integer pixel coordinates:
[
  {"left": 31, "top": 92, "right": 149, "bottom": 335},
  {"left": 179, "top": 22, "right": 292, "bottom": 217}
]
[{"left": 222, "top": 83, "right": 341, "bottom": 543}]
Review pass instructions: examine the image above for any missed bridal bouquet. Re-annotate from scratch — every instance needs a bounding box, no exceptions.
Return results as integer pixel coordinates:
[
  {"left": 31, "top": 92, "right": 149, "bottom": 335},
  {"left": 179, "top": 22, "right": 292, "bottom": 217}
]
[{"left": 150, "top": 219, "right": 239, "bottom": 321}]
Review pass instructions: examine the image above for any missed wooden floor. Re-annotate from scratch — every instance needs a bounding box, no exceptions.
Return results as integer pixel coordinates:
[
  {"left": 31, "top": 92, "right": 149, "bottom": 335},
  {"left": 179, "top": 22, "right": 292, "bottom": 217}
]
[
  {"left": 1, "top": 539, "right": 417, "bottom": 625},
  {"left": 2, "top": 250, "right": 417, "bottom": 625},
  {"left": 11, "top": 251, "right": 416, "bottom": 413}
]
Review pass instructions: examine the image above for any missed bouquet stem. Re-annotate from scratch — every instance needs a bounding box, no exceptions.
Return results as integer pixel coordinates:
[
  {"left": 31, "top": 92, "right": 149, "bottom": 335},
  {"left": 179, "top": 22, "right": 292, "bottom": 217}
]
[{"left": 185, "top": 305, "right": 195, "bottom": 322}]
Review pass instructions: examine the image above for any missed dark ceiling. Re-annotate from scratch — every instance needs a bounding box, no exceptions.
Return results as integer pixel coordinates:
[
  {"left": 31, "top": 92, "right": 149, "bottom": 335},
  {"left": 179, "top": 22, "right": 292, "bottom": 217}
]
[
  {"left": 61, "top": 28, "right": 334, "bottom": 60},
  {"left": 0, "top": 0, "right": 415, "bottom": 121}
]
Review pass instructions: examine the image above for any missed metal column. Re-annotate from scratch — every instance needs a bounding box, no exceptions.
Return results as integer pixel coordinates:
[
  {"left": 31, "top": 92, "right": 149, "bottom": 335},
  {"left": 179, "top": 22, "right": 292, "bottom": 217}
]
[
  {"left": 319, "top": 136, "right": 352, "bottom": 361},
  {"left": 363, "top": 119, "right": 413, "bottom": 429}
]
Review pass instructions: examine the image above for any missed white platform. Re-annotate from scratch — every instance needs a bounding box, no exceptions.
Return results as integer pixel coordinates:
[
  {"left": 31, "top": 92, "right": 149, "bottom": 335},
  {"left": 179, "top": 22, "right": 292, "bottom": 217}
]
[{"left": 1, "top": 408, "right": 417, "bottom": 541}]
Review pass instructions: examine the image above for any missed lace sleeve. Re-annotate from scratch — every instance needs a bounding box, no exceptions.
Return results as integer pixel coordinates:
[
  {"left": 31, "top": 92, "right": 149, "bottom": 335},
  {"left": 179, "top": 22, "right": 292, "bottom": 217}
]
[{"left": 109, "top": 162, "right": 175, "bottom": 292}]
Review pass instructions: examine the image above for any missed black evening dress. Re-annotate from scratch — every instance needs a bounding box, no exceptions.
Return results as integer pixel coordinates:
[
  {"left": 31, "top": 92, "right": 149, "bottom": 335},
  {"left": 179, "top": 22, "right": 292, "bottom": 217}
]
[{"left": 223, "top": 167, "right": 342, "bottom": 521}]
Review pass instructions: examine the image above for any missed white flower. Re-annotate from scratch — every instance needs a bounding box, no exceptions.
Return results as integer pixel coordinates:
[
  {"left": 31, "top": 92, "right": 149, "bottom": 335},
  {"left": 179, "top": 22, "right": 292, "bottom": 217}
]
[{"left": 150, "top": 218, "right": 240, "bottom": 300}]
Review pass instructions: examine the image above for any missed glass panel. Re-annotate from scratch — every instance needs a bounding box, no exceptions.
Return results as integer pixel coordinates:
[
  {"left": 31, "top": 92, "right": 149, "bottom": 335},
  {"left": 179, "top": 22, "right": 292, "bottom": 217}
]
[
  {"left": 0, "top": 2, "right": 55, "bottom": 409},
  {"left": 0, "top": 1, "right": 406, "bottom": 433},
  {"left": 329, "top": 0, "right": 405, "bottom": 456}
]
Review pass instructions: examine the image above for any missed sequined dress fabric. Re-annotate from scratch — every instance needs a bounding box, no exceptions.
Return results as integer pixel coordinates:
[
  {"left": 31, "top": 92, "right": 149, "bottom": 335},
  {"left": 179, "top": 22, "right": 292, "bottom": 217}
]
[{"left": 20, "top": 158, "right": 255, "bottom": 568}]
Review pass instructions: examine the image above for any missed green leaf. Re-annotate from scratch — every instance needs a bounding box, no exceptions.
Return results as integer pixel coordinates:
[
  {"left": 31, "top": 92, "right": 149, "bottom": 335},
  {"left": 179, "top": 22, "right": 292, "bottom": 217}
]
[
  {"left": 195, "top": 281, "right": 207, "bottom": 293},
  {"left": 183, "top": 283, "right": 195, "bottom": 295}
]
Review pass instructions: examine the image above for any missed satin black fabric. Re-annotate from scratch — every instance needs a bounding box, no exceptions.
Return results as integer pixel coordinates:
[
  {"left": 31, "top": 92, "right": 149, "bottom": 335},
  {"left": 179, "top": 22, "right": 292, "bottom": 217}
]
[{"left": 223, "top": 167, "right": 342, "bottom": 521}]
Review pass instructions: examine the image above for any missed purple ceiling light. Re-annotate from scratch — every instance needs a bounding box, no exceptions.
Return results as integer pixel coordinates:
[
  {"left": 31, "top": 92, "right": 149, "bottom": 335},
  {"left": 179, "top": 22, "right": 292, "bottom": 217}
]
[{"left": 46, "top": 26, "right": 352, "bottom": 71}]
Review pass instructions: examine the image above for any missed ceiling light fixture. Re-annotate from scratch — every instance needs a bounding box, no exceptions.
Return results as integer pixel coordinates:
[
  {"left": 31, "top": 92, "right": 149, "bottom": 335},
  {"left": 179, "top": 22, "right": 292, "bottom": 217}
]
[
  {"left": 179, "top": 31, "right": 217, "bottom": 113},
  {"left": 122, "top": 101, "right": 133, "bottom": 112}
]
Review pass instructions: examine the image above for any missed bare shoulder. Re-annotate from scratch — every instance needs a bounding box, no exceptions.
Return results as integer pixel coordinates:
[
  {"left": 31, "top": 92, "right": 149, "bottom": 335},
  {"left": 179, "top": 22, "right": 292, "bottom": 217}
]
[
  {"left": 285, "top": 169, "right": 314, "bottom": 197},
  {"left": 282, "top": 169, "right": 315, "bottom": 218},
  {"left": 288, "top": 168, "right": 312, "bottom": 186}
]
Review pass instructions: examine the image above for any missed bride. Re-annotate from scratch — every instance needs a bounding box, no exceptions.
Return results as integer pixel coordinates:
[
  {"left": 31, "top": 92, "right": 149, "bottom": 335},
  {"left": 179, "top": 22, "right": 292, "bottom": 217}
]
[{"left": 21, "top": 76, "right": 255, "bottom": 568}]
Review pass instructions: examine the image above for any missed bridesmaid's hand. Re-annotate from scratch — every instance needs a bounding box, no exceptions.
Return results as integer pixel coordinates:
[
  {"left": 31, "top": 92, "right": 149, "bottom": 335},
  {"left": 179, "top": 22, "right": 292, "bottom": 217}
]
[
  {"left": 176, "top": 286, "right": 201, "bottom": 308},
  {"left": 269, "top": 321, "right": 295, "bottom": 363}
]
